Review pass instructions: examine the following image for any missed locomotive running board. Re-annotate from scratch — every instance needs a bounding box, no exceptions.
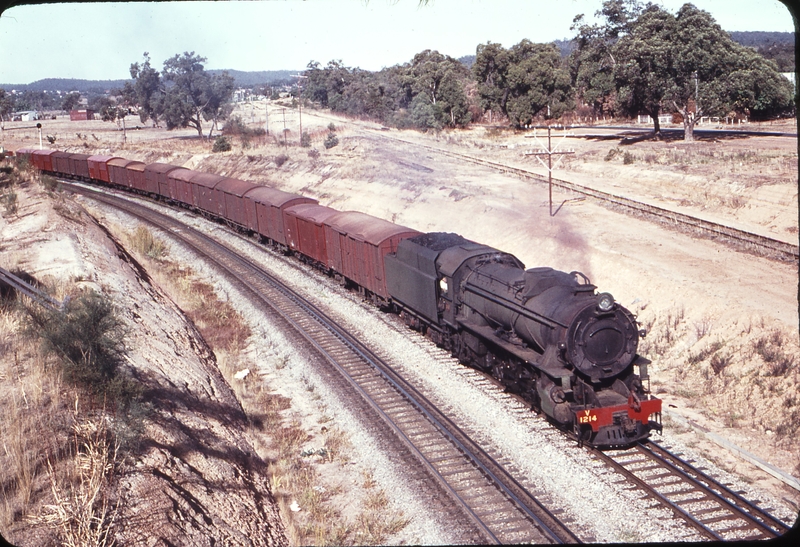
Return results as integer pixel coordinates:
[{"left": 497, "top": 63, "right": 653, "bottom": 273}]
[{"left": 457, "top": 321, "right": 572, "bottom": 378}]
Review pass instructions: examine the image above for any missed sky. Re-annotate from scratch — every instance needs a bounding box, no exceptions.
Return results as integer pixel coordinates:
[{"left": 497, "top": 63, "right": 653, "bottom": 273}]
[{"left": 0, "top": 0, "right": 795, "bottom": 84}]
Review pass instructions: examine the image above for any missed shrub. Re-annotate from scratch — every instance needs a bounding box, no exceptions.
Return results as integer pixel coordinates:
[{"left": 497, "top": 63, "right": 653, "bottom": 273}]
[
  {"left": 623, "top": 151, "right": 634, "bottom": 164},
  {"left": 42, "top": 174, "right": 60, "bottom": 192},
  {"left": 23, "top": 289, "right": 139, "bottom": 408},
  {"left": 130, "top": 226, "right": 167, "bottom": 260},
  {"left": 307, "top": 148, "right": 320, "bottom": 160},
  {"left": 324, "top": 132, "right": 339, "bottom": 149},
  {"left": 327, "top": 122, "right": 336, "bottom": 132},
  {"left": 300, "top": 131, "right": 311, "bottom": 147},
  {"left": 274, "top": 154, "right": 289, "bottom": 167},
  {"left": 212, "top": 136, "right": 232, "bottom": 152},
  {"left": 1, "top": 191, "right": 17, "bottom": 216}
]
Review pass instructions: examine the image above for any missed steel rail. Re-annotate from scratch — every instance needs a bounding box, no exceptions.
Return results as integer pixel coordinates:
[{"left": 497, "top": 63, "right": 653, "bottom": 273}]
[
  {"left": 590, "top": 440, "right": 792, "bottom": 541},
  {"left": 65, "top": 181, "right": 580, "bottom": 545}
]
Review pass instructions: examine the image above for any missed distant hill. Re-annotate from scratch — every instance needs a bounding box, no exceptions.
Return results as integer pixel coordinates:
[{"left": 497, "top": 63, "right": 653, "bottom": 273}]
[
  {"left": 1, "top": 70, "right": 300, "bottom": 93},
  {"left": 729, "top": 31, "right": 794, "bottom": 72}
]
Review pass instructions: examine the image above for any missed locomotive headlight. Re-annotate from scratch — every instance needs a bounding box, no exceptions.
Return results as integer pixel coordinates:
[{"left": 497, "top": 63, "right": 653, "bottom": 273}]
[{"left": 596, "top": 292, "right": 615, "bottom": 312}]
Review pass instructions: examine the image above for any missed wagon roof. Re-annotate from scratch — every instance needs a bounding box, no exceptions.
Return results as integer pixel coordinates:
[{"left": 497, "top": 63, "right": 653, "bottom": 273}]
[
  {"left": 15, "top": 147, "right": 37, "bottom": 154},
  {"left": 125, "top": 161, "right": 146, "bottom": 172},
  {"left": 285, "top": 203, "right": 339, "bottom": 224},
  {"left": 324, "top": 211, "right": 420, "bottom": 244},
  {"left": 68, "top": 153, "right": 92, "bottom": 160},
  {"left": 215, "top": 177, "right": 258, "bottom": 197},
  {"left": 49, "top": 151, "right": 71, "bottom": 158},
  {"left": 188, "top": 172, "right": 226, "bottom": 188},
  {"left": 145, "top": 162, "right": 183, "bottom": 175},
  {"left": 108, "top": 158, "right": 138, "bottom": 168},
  {"left": 168, "top": 168, "right": 201, "bottom": 182},
  {"left": 243, "top": 185, "right": 317, "bottom": 208},
  {"left": 87, "top": 155, "right": 120, "bottom": 163}
]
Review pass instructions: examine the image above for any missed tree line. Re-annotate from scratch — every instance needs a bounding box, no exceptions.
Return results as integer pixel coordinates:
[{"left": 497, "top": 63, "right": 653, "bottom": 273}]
[
  {"left": 1, "top": 1, "right": 793, "bottom": 141},
  {"left": 302, "top": 0, "right": 794, "bottom": 140}
]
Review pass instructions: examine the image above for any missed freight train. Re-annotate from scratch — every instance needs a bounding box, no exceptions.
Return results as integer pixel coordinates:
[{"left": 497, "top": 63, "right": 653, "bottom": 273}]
[{"left": 13, "top": 147, "right": 662, "bottom": 447}]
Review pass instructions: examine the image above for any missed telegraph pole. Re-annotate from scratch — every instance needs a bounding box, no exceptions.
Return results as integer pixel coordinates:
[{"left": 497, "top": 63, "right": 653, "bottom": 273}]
[
  {"left": 524, "top": 125, "right": 574, "bottom": 216},
  {"left": 293, "top": 74, "right": 307, "bottom": 145}
]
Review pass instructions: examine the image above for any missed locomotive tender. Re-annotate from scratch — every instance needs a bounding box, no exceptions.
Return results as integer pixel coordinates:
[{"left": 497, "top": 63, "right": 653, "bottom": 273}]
[{"left": 14, "top": 147, "right": 661, "bottom": 447}]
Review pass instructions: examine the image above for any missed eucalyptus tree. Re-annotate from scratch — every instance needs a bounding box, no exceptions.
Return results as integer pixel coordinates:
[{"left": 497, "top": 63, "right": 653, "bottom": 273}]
[
  {"left": 573, "top": 1, "right": 794, "bottom": 140},
  {"left": 473, "top": 40, "right": 573, "bottom": 127}
]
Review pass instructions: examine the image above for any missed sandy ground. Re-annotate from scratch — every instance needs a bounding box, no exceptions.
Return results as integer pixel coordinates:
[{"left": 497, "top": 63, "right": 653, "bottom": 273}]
[{"left": 2, "top": 103, "right": 799, "bottom": 518}]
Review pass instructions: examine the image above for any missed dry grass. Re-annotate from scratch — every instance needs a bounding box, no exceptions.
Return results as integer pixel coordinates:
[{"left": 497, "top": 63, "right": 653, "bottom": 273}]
[{"left": 639, "top": 302, "right": 800, "bottom": 456}]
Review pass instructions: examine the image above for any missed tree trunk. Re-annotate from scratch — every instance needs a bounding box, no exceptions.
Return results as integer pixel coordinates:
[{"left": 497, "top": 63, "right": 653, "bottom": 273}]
[{"left": 650, "top": 108, "right": 661, "bottom": 135}]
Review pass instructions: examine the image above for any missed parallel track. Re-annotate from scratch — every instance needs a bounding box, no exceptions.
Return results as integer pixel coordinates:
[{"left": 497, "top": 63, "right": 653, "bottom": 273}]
[
  {"left": 365, "top": 130, "right": 799, "bottom": 262},
  {"left": 590, "top": 440, "right": 792, "bottom": 541},
  {"left": 67, "top": 182, "right": 581, "bottom": 545}
]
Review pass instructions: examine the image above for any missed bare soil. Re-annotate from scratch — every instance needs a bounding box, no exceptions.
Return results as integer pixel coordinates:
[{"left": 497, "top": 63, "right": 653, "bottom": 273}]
[{"left": 2, "top": 104, "right": 798, "bottom": 529}]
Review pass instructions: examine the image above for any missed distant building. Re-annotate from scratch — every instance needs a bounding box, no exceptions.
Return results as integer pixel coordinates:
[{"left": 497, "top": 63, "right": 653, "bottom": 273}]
[
  {"left": 70, "top": 109, "right": 94, "bottom": 121},
  {"left": 11, "top": 111, "right": 40, "bottom": 121}
]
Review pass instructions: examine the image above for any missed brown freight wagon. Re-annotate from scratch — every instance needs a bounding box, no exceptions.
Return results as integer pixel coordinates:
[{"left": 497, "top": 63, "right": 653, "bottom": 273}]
[
  {"left": 87, "top": 155, "right": 121, "bottom": 183},
  {"left": 68, "top": 154, "right": 91, "bottom": 180},
  {"left": 51, "top": 151, "right": 72, "bottom": 175},
  {"left": 69, "top": 109, "right": 94, "bottom": 121},
  {"left": 215, "top": 178, "right": 258, "bottom": 228},
  {"left": 144, "top": 163, "right": 182, "bottom": 198},
  {"left": 323, "top": 211, "right": 420, "bottom": 300},
  {"left": 108, "top": 158, "right": 138, "bottom": 189},
  {"left": 284, "top": 203, "right": 339, "bottom": 266},
  {"left": 125, "top": 162, "right": 147, "bottom": 192},
  {"left": 188, "top": 172, "right": 226, "bottom": 216},
  {"left": 14, "top": 148, "right": 35, "bottom": 166},
  {"left": 242, "top": 186, "right": 316, "bottom": 247},
  {"left": 166, "top": 168, "right": 198, "bottom": 207}
]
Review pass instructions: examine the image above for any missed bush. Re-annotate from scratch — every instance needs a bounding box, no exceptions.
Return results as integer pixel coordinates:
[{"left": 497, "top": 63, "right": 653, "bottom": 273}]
[
  {"left": 130, "top": 226, "right": 167, "bottom": 260},
  {"left": 212, "top": 135, "right": 232, "bottom": 152},
  {"left": 324, "top": 132, "right": 339, "bottom": 149},
  {"left": 1, "top": 191, "right": 17, "bottom": 216},
  {"left": 300, "top": 131, "right": 311, "bottom": 147},
  {"left": 623, "top": 151, "right": 634, "bottom": 165},
  {"left": 327, "top": 122, "right": 337, "bottom": 132},
  {"left": 24, "top": 289, "right": 139, "bottom": 408},
  {"left": 274, "top": 154, "right": 289, "bottom": 167},
  {"left": 307, "top": 148, "right": 320, "bottom": 160},
  {"left": 41, "top": 174, "right": 60, "bottom": 192}
]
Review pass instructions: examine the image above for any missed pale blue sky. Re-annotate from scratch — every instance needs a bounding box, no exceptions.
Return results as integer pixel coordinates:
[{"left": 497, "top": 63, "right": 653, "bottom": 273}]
[{"left": 0, "top": 0, "right": 795, "bottom": 84}]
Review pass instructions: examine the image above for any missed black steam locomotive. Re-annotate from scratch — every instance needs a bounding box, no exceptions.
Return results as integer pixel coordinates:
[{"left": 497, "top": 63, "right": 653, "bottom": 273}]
[{"left": 386, "top": 232, "right": 661, "bottom": 447}]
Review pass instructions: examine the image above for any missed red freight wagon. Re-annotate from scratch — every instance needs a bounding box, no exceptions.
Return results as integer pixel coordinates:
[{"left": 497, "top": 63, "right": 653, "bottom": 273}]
[
  {"left": 215, "top": 178, "right": 257, "bottom": 228},
  {"left": 242, "top": 186, "right": 316, "bottom": 246},
  {"left": 87, "top": 155, "right": 120, "bottom": 183},
  {"left": 14, "top": 148, "right": 35, "bottom": 166},
  {"left": 166, "top": 169, "right": 198, "bottom": 207},
  {"left": 188, "top": 172, "right": 226, "bottom": 215},
  {"left": 125, "top": 161, "right": 147, "bottom": 192},
  {"left": 323, "top": 211, "right": 420, "bottom": 299},
  {"left": 31, "top": 149, "right": 56, "bottom": 172},
  {"left": 68, "top": 154, "right": 91, "bottom": 179},
  {"left": 50, "top": 151, "right": 71, "bottom": 175},
  {"left": 284, "top": 203, "right": 339, "bottom": 265},
  {"left": 144, "top": 163, "right": 182, "bottom": 198},
  {"left": 108, "top": 158, "right": 138, "bottom": 188}
]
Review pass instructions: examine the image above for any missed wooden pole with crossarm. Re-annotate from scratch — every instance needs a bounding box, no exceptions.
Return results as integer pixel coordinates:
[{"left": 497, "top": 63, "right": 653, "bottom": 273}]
[{"left": 524, "top": 126, "right": 574, "bottom": 216}]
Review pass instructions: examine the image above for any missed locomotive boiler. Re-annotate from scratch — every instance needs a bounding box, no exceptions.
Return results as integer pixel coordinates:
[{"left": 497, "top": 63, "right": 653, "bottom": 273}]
[{"left": 385, "top": 232, "right": 661, "bottom": 447}]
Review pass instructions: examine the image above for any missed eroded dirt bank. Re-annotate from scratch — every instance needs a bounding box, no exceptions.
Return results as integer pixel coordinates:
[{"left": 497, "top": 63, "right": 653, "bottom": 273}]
[{"left": 0, "top": 176, "right": 287, "bottom": 546}]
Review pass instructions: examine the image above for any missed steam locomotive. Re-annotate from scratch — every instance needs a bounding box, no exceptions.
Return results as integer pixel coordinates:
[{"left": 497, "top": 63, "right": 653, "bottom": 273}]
[
  {"left": 386, "top": 232, "right": 661, "bottom": 446},
  {"left": 15, "top": 147, "right": 662, "bottom": 447}
]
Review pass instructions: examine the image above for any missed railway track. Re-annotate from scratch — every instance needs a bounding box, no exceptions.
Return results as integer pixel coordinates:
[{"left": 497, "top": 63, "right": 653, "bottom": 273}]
[
  {"left": 363, "top": 129, "right": 799, "bottom": 262},
  {"left": 590, "top": 440, "right": 792, "bottom": 541},
  {"left": 66, "top": 182, "right": 581, "bottom": 544}
]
